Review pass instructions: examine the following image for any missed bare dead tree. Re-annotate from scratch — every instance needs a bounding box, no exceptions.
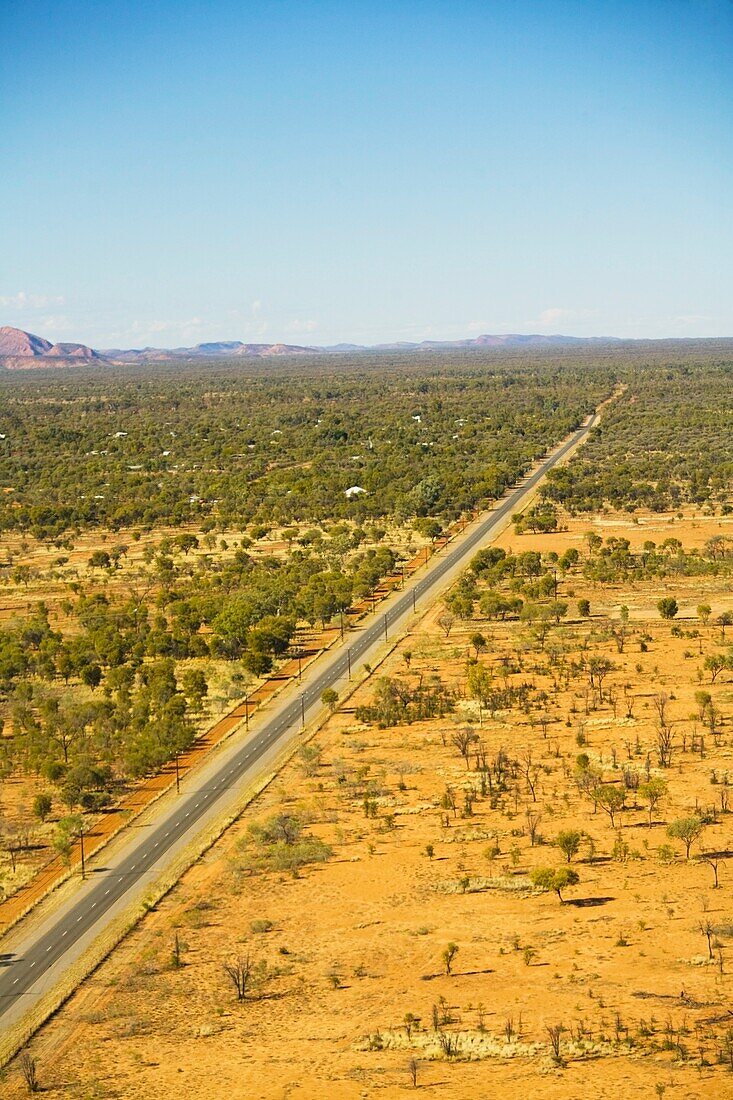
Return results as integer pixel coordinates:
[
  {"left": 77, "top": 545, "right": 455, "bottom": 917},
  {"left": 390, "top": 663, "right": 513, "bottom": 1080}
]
[
  {"left": 19, "top": 1049, "right": 39, "bottom": 1094},
  {"left": 624, "top": 686, "right": 636, "bottom": 719},
  {"left": 521, "top": 749, "right": 541, "bottom": 802},
  {"left": 525, "top": 808, "right": 543, "bottom": 846},
  {"left": 707, "top": 703, "right": 722, "bottom": 747},
  {"left": 607, "top": 684, "right": 619, "bottom": 716},
  {"left": 546, "top": 1023, "right": 564, "bottom": 1063},
  {"left": 223, "top": 953, "right": 257, "bottom": 1001},
  {"left": 610, "top": 621, "right": 628, "bottom": 654},
  {"left": 451, "top": 726, "right": 477, "bottom": 769},
  {"left": 700, "top": 852, "right": 723, "bottom": 889},
  {"left": 657, "top": 725, "right": 674, "bottom": 768},
  {"left": 653, "top": 692, "right": 670, "bottom": 728},
  {"left": 699, "top": 919, "right": 715, "bottom": 960}
]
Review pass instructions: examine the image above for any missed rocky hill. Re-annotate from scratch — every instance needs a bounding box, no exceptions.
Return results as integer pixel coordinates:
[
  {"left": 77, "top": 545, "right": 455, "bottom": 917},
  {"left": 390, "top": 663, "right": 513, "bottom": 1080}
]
[
  {"left": 104, "top": 340, "right": 317, "bottom": 362},
  {"left": 0, "top": 326, "right": 101, "bottom": 369}
]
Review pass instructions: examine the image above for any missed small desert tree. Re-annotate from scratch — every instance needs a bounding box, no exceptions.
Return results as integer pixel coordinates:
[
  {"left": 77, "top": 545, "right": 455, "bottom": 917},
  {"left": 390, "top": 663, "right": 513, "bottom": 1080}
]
[
  {"left": 555, "top": 829, "right": 582, "bottom": 863},
  {"left": 592, "top": 783, "right": 626, "bottom": 828},
  {"left": 703, "top": 654, "right": 729, "bottom": 684},
  {"left": 466, "top": 662, "right": 493, "bottom": 721},
  {"left": 298, "top": 743, "right": 321, "bottom": 777},
  {"left": 667, "top": 816, "right": 705, "bottom": 859},
  {"left": 695, "top": 690, "right": 712, "bottom": 720},
  {"left": 530, "top": 866, "right": 579, "bottom": 903},
  {"left": 657, "top": 597, "right": 679, "bottom": 620},
  {"left": 180, "top": 668, "right": 208, "bottom": 711},
  {"left": 638, "top": 777, "right": 667, "bottom": 827},
  {"left": 32, "top": 793, "right": 52, "bottom": 823},
  {"left": 587, "top": 656, "right": 615, "bottom": 702},
  {"left": 321, "top": 688, "right": 339, "bottom": 710},
  {"left": 53, "top": 814, "right": 85, "bottom": 868},
  {"left": 437, "top": 612, "right": 455, "bottom": 638},
  {"left": 442, "top": 942, "right": 459, "bottom": 975}
]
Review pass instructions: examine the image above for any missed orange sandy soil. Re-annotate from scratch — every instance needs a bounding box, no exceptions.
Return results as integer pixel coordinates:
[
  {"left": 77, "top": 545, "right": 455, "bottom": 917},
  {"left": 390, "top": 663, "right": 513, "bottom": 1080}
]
[{"left": 4, "top": 507, "right": 733, "bottom": 1098}]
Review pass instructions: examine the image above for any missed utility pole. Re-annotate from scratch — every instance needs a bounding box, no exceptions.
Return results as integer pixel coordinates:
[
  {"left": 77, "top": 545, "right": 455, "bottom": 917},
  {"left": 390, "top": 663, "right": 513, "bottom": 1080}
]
[
  {"left": 339, "top": 610, "right": 345, "bottom": 640},
  {"left": 244, "top": 698, "right": 249, "bottom": 731},
  {"left": 79, "top": 829, "right": 86, "bottom": 880},
  {"left": 412, "top": 587, "right": 417, "bottom": 613},
  {"left": 383, "top": 615, "right": 388, "bottom": 642},
  {"left": 175, "top": 752, "right": 181, "bottom": 794}
]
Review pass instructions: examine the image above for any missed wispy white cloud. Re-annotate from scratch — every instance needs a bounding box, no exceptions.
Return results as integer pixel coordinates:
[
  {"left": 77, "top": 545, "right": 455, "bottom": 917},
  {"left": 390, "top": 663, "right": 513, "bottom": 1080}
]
[
  {"left": 285, "top": 318, "right": 318, "bottom": 335},
  {"left": 673, "top": 313, "right": 714, "bottom": 327},
  {"left": 95, "top": 317, "right": 207, "bottom": 346},
  {"left": 467, "top": 319, "right": 509, "bottom": 333},
  {"left": 1, "top": 291, "right": 65, "bottom": 310},
  {"left": 529, "top": 307, "right": 604, "bottom": 333},
  {"left": 536, "top": 307, "right": 576, "bottom": 326},
  {"left": 41, "top": 314, "right": 75, "bottom": 334},
  {"left": 146, "top": 317, "right": 204, "bottom": 335}
]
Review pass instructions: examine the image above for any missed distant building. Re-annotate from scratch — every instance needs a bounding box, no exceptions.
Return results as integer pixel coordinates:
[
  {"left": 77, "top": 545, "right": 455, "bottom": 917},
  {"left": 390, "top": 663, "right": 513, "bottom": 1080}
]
[{"left": 345, "top": 485, "right": 367, "bottom": 498}]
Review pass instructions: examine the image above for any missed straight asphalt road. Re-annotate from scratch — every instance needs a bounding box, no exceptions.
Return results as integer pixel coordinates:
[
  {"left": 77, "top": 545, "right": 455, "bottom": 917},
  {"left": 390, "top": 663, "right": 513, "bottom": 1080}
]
[{"left": 0, "top": 410, "right": 597, "bottom": 1035}]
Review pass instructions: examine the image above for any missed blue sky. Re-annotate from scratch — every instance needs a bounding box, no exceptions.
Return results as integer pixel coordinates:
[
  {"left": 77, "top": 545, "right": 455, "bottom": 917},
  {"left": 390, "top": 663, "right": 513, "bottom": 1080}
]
[{"left": 2, "top": 0, "right": 732, "bottom": 347}]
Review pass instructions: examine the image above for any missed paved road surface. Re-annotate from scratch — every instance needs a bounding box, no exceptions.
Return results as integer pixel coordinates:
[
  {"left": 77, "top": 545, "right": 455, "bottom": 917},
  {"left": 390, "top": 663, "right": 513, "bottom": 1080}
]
[{"left": 0, "top": 411, "right": 596, "bottom": 1031}]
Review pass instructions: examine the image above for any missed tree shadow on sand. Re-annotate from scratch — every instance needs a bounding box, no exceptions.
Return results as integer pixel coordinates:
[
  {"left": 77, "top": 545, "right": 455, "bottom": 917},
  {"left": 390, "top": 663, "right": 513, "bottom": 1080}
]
[{"left": 567, "top": 895, "right": 614, "bottom": 907}]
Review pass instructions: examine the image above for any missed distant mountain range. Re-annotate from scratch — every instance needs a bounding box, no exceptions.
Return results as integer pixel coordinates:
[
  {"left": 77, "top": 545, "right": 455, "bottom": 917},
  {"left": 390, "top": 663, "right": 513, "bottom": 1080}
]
[
  {"left": 107, "top": 333, "right": 628, "bottom": 359},
  {"left": 0, "top": 324, "right": 725, "bottom": 370},
  {"left": 103, "top": 340, "right": 321, "bottom": 362}
]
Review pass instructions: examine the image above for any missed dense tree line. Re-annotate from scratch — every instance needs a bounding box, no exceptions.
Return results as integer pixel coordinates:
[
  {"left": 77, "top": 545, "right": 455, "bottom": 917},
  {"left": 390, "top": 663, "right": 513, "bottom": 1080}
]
[
  {"left": 542, "top": 362, "right": 733, "bottom": 513},
  {"left": 0, "top": 535, "right": 408, "bottom": 798},
  {"left": 0, "top": 353, "right": 611, "bottom": 539}
]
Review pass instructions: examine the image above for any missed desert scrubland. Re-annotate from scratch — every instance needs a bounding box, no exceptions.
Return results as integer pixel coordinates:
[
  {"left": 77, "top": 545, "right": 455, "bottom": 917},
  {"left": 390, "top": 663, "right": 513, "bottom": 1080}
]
[
  {"left": 1, "top": 351, "right": 732, "bottom": 1098},
  {"left": 3, "top": 501, "right": 732, "bottom": 1098}
]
